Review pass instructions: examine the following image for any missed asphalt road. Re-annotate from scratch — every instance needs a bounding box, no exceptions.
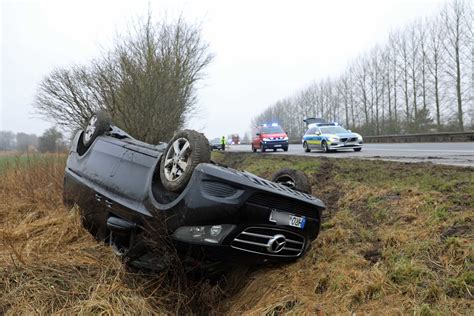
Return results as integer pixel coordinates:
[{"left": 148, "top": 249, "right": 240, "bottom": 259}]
[{"left": 226, "top": 142, "right": 474, "bottom": 167}]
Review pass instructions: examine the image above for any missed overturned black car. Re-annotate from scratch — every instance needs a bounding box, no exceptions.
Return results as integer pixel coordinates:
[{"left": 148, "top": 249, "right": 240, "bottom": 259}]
[{"left": 63, "top": 112, "right": 325, "bottom": 269}]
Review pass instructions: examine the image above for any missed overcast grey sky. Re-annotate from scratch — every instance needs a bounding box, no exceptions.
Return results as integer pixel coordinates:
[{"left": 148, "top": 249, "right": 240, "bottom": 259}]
[{"left": 1, "top": 0, "right": 446, "bottom": 139}]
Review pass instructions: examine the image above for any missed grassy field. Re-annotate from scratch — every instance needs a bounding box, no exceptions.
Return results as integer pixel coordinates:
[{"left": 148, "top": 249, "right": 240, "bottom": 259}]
[{"left": 0, "top": 152, "right": 472, "bottom": 314}]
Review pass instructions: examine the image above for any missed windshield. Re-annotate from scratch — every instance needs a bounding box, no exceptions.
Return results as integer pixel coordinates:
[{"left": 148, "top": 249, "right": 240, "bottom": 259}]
[
  {"left": 320, "top": 126, "right": 348, "bottom": 134},
  {"left": 260, "top": 126, "right": 284, "bottom": 134}
]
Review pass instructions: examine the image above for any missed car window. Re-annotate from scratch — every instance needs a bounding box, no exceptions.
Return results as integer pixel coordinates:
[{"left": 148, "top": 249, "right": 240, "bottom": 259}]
[
  {"left": 320, "top": 126, "right": 348, "bottom": 134},
  {"left": 260, "top": 126, "right": 284, "bottom": 134},
  {"left": 306, "top": 127, "right": 315, "bottom": 134}
]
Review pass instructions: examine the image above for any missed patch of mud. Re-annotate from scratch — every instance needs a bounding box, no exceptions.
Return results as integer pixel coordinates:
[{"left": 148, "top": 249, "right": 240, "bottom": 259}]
[
  {"left": 312, "top": 158, "right": 341, "bottom": 221},
  {"left": 362, "top": 248, "right": 382, "bottom": 264},
  {"left": 441, "top": 223, "right": 473, "bottom": 240}
]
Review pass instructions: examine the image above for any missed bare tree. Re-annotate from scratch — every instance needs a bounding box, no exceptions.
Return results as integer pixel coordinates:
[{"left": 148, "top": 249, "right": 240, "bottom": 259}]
[
  {"left": 35, "top": 13, "right": 213, "bottom": 143},
  {"left": 38, "top": 127, "right": 64, "bottom": 153},
  {"left": 441, "top": 0, "right": 471, "bottom": 131},
  {"left": 252, "top": 0, "right": 472, "bottom": 137},
  {"left": 0, "top": 131, "right": 16, "bottom": 151},
  {"left": 426, "top": 16, "right": 445, "bottom": 130},
  {"left": 16, "top": 133, "right": 38, "bottom": 152}
]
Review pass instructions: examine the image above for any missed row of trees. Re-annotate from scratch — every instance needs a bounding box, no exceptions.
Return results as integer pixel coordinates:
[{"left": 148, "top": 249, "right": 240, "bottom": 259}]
[
  {"left": 0, "top": 128, "right": 66, "bottom": 153},
  {"left": 35, "top": 13, "right": 213, "bottom": 144},
  {"left": 252, "top": 0, "right": 473, "bottom": 139}
]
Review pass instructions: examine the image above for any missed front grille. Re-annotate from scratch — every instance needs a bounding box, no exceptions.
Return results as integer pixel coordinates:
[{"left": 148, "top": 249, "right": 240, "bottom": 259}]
[
  {"left": 247, "top": 192, "right": 319, "bottom": 219},
  {"left": 265, "top": 140, "right": 287, "bottom": 145},
  {"left": 202, "top": 181, "right": 238, "bottom": 198},
  {"left": 349, "top": 137, "right": 358, "bottom": 142},
  {"left": 340, "top": 137, "right": 348, "bottom": 142},
  {"left": 231, "top": 226, "right": 305, "bottom": 257}
]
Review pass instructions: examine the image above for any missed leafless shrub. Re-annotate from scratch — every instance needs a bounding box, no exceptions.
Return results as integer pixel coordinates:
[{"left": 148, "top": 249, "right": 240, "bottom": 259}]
[{"left": 35, "top": 13, "right": 213, "bottom": 143}]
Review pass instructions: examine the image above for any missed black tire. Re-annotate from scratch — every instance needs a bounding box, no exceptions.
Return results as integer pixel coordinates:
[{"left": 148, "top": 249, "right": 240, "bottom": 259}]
[
  {"left": 271, "top": 168, "right": 312, "bottom": 194},
  {"left": 81, "top": 111, "right": 111, "bottom": 148},
  {"left": 261, "top": 144, "right": 266, "bottom": 152},
  {"left": 322, "top": 141, "right": 331, "bottom": 153},
  {"left": 252, "top": 145, "right": 257, "bottom": 153},
  {"left": 303, "top": 141, "right": 310, "bottom": 152},
  {"left": 273, "top": 148, "right": 277, "bottom": 152},
  {"left": 160, "top": 130, "right": 211, "bottom": 192},
  {"left": 283, "top": 147, "right": 288, "bottom": 152},
  {"left": 354, "top": 148, "right": 362, "bottom": 152}
]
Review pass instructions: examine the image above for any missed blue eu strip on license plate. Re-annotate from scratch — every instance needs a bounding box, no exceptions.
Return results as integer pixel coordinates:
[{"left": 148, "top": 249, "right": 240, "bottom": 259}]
[{"left": 289, "top": 214, "right": 306, "bottom": 229}]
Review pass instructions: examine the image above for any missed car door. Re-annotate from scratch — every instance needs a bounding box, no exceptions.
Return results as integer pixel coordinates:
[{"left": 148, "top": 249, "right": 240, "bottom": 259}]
[
  {"left": 314, "top": 128, "right": 323, "bottom": 148},
  {"left": 305, "top": 128, "right": 317, "bottom": 148},
  {"left": 252, "top": 128, "right": 261, "bottom": 149}
]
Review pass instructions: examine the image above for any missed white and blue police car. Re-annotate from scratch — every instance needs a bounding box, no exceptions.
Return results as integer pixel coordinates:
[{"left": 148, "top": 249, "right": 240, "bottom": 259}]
[{"left": 301, "top": 118, "right": 363, "bottom": 153}]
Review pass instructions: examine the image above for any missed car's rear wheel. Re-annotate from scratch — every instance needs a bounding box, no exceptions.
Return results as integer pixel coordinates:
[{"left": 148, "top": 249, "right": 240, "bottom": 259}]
[
  {"left": 160, "top": 130, "right": 211, "bottom": 192},
  {"left": 303, "top": 141, "right": 310, "bottom": 152},
  {"left": 354, "top": 148, "right": 362, "bottom": 152},
  {"left": 81, "top": 111, "right": 111, "bottom": 148},
  {"left": 271, "top": 168, "right": 312, "bottom": 194}
]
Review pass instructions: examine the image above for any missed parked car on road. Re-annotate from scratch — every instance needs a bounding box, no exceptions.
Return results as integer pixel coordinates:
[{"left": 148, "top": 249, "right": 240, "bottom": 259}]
[
  {"left": 302, "top": 118, "right": 363, "bottom": 153},
  {"left": 252, "top": 123, "right": 289, "bottom": 152},
  {"left": 63, "top": 112, "right": 325, "bottom": 270},
  {"left": 209, "top": 138, "right": 222, "bottom": 151}
]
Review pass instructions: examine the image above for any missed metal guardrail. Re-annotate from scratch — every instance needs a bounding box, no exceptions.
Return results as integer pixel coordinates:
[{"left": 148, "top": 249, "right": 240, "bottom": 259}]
[
  {"left": 284, "top": 131, "right": 474, "bottom": 144},
  {"left": 363, "top": 131, "right": 474, "bottom": 143}
]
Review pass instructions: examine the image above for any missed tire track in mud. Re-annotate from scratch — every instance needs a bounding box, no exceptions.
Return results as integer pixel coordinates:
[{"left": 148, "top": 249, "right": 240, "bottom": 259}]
[{"left": 312, "top": 158, "right": 341, "bottom": 221}]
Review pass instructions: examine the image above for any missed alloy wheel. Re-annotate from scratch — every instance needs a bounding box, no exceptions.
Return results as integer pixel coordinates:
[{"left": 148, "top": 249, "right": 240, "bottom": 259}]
[
  {"left": 163, "top": 138, "right": 191, "bottom": 182},
  {"left": 83, "top": 115, "right": 97, "bottom": 143}
]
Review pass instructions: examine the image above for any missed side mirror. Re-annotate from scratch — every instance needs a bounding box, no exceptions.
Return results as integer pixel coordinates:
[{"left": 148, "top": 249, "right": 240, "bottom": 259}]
[{"left": 316, "top": 132, "right": 321, "bottom": 136}]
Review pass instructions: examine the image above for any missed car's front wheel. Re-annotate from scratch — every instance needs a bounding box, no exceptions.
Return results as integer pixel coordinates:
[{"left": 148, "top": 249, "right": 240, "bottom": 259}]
[
  {"left": 322, "top": 141, "right": 331, "bottom": 153},
  {"left": 252, "top": 145, "right": 257, "bottom": 153},
  {"left": 160, "top": 130, "right": 211, "bottom": 192},
  {"left": 261, "top": 144, "right": 266, "bottom": 152}
]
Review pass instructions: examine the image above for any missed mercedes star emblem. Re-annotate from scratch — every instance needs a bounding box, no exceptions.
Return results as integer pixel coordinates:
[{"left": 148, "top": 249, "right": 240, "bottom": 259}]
[{"left": 267, "top": 234, "right": 287, "bottom": 253}]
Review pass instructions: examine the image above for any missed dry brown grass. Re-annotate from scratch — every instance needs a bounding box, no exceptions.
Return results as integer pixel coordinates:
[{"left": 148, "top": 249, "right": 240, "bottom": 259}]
[
  {"left": 1, "top": 153, "right": 472, "bottom": 315},
  {"left": 0, "top": 155, "right": 230, "bottom": 315}
]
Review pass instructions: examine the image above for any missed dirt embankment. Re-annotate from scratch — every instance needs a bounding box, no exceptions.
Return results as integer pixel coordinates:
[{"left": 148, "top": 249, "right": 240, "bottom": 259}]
[{"left": 1, "top": 153, "right": 472, "bottom": 315}]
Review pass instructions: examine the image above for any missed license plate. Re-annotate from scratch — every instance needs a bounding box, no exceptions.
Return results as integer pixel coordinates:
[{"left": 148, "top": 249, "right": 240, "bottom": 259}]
[
  {"left": 274, "top": 144, "right": 282, "bottom": 147},
  {"left": 289, "top": 214, "right": 306, "bottom": 228}
]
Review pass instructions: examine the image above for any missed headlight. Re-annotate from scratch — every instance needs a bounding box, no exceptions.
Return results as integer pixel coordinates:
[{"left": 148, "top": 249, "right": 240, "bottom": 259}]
[
  {"left": 173, "top": 224, "right": 235, "bottom": 244},
  {"left": 329, "top": 137, "right": 339, "bottom": 142},
  {"left": 283, "top": 136, "right": 288, "bottom": 141},
  {"left": 263, "top": 138, "right": 271, "bottom": 141},
  {"left": 357, "top": 135, "right": 363, "bottom": 141}
]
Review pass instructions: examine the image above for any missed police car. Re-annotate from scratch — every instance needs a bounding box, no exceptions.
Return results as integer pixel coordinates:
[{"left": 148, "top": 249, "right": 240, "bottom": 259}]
[{"left": 302, "top": 118, "right": 363, "bottom": 153}]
